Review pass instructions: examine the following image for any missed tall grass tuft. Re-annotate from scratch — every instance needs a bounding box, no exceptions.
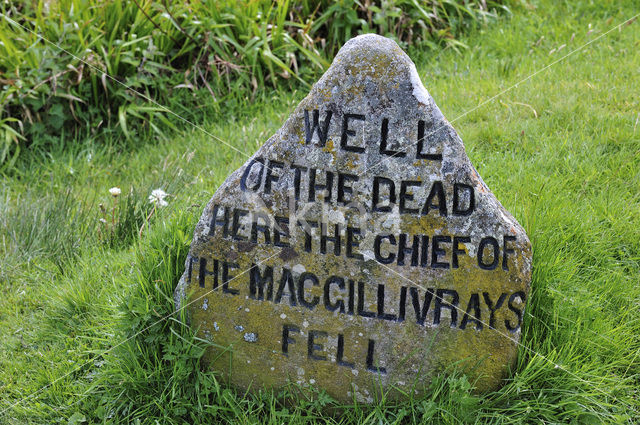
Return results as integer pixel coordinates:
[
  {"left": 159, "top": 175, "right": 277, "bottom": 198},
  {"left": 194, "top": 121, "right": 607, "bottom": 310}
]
[
  {"left": 0, "top": 188, "right": 94, "bottom": 273},
  {"left": 88, "top": 213, "right": 210, "bottom": 421}
]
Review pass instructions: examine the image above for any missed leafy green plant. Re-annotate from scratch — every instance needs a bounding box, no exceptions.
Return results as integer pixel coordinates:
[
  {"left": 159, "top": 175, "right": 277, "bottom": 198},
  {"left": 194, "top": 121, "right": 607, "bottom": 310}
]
[
  {"left": 0, "top": 0, "right": 518, "bottom": 168},
  {"left": 88, "top": 213, "right": 212, "bottom": 421}
]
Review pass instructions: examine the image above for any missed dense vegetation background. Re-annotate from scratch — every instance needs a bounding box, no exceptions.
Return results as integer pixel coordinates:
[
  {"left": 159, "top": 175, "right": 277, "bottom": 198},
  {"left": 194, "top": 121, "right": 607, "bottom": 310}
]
[
  {"left": 1, "top": 0, "right": 639, "bottom": 423},
  {"left": 1, "top": 0, "right": 513, "bottom": 169}
]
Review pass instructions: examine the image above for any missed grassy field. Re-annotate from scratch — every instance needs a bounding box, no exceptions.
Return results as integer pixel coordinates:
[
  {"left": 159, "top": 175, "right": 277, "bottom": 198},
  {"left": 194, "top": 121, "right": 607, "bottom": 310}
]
[{"left": 1, "top": 0, "right": 639, "bottom": 423}]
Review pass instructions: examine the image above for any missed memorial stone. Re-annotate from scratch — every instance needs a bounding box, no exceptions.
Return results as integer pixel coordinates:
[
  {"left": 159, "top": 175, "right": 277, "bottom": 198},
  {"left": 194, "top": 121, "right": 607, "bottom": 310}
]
[{"left": 174, "top": 34, "right": 532, "bottom": 403}]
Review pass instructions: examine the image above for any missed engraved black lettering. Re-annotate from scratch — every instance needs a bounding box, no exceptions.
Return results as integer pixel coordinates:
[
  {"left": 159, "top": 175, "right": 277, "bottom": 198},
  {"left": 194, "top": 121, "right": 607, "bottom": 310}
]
[
  {"left": 431, "top": 235, "right": 451, "bottom": 269},
  {"left": 374, "top": 234, "right": 396, "bottom": 264},
  {"left": 240, "top": 157, "right": 265, "bottom": 192},
  {"left": 282, "top": 324, "right": 299, "bottom": 356},
  {"left": 249, "top": 264, "right": 273, "bottom": 301},
  {"left": 250, "top": 211, "right": 271, "bottom": 244},
  {"left": 308, "top": 168, "right": 334, "bottom": 203},
  {"left": 337, "top": 334, "right": 354, "bottom": 368},
  {"left": 299, "top": 220, "right": 318, "bottom": 253},
  {"left": 372, "top": 176, "right": 396, "bottom": 212},
  {"left": 211, "top": 259, "right": 219, "bottom": 289},
  {"left": 460, "top": 293, "right": 482, "bottom": 330},
  {"left": 478, "top": 237, "right": 500, "bottom": 270},
  {"left": 483, "top": 292, "right": 507, "bottom": 329},
  {"left": 433, "top": 289, "right": 459, "bottom": 327},
  {"left": 410, "top": 287, "right": 434, "bottom": 325},
  {"left": 503, "top": 235, "right": 516, "bottom": 271},
  {"left": 222, "top": 261, "right": 240, "bottom": 295},
  {"left": 264, "top": 160, "right": 284, "bottom": 195},
  {"left": 273, "top": 216, "right": 290, "bottom": 247},
  {"left": 452, "top": 236, "right": 470, "bottom": 268},
  {"left": 208, "top": 205, "right": 230, "bottom": 238},
  {"left": 347, "top": 279, "right": 355, "bottom": 315},
  {"left": 422, "top": 181, "right": 447, "bottom": 216},
  {"left": 198, "top": 257, "right": 218, "bottom": 289},
  {"left": 357, "top": 281, "right": 376, "bottom": 318},
  {"left": 452, "top": 183, "right": 475, "bottom": 216},
  {"left": 505, "top": 291, "right": 525, "bottom": 332},
  {"left": 337, "top": 172, "right": 358, "bottom": 205},
  {"left": 308, "top": 330, "right": 328, "bottom": 361},
  {"left": 231, "top": 208, "right": 249, "bottom": 241},
  {"left": 187, "top": 255, "right": 195, "bottom": 283},
  {"left": 399, "top": 180, "right": 421, "bottom": 214},
  {"left": 340, "top": 113, "right": 366, "bottom": 153},
  {"left": 346, "top": 226, "right": 363, "bottom": 260},
  {"left": 379, "top": 118, "right": 406, "bottom": 157},
  {"left": 398, "top": 286, "right": 407, "bottom": 322},
  {"left": 416, "top": 120, "right": 442, "bottom": 160},
  {"left": 291, "top": 164, "right": 307, "bottom": 201},
  {"left": 320, "top": 222, "right": 341, "bottom": 256},
  {"left": 366, "top": 339, "right": 386, "bottom": 374},
  {"left": 298, "top": 272, "right": 320, "bottom": 310},
  {"left": 397, "top": 233, "right": 420, "bottom": 266},
  {"left": 420, "top": 235, "right": 429, "bottom": 267},
  {"left": 304, "top": 109, "right": 332, "bottom": 147},
  {"left": 324, "top": 276, "right": 345, "bottom": 313},
  {"left": 275, "top": 267, "right": 297, "bottom": 306},
  {"left": 377, "top": 284, "right": 397, "bottom": 321}
]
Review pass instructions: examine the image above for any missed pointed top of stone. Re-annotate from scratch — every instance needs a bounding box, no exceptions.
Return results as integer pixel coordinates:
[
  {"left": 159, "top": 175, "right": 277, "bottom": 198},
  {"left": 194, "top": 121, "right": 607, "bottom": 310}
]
[
  {"left": 331, "top": 33, "right": 431, "bottom": 102},
  {"left": 175, "top": 35, "right": 532, "bottom": 404},
  {"left": 334, "top": 34, "right": 411, "bottom": 71}
]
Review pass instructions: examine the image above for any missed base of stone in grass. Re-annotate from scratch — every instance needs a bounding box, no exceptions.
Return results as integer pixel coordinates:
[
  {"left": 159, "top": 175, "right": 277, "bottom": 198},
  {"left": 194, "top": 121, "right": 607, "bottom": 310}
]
[{"left": 175, "top": 34, "right": 531, "bottom": 403}]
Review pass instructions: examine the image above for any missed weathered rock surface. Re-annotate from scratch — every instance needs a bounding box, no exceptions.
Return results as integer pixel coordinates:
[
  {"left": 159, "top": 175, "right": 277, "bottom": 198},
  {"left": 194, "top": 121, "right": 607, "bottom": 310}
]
[{"left": 175, "top": 34, "right": 532, "bottom": 403}]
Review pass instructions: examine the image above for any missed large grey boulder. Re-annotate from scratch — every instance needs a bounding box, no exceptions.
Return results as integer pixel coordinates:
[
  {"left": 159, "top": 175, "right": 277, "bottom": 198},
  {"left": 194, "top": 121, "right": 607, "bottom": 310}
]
[{"left": 175, "top": 34, "right": 532, "bottom": 403}]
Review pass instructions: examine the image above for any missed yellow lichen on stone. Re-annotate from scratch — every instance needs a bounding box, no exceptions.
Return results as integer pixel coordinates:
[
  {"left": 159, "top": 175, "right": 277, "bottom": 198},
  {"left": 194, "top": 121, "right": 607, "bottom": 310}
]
[{"left": 175, "top": 34, "right": 532, "bottom": 404}]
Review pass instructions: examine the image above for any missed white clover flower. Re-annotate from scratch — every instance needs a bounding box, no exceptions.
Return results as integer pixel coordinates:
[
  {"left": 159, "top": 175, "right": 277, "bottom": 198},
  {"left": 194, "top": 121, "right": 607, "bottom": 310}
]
[
  {"left": 109, "top": 187, "right": 121, "bottom": 197},
  {"left": 149, "top": 189, "right": 168, "bottom": 207},
  {"left": 99, "top": 218, "right": 107, "bottom": 224}
]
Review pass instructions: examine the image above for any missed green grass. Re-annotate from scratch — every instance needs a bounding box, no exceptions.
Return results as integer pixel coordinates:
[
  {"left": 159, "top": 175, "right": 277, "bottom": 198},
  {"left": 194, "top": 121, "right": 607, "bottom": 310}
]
[
  {"left": 1, "top": 0, "right": 640, "bottom": 423},
  {"left": 0, "top": 0, "right": 513, "bottom": 169}
]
